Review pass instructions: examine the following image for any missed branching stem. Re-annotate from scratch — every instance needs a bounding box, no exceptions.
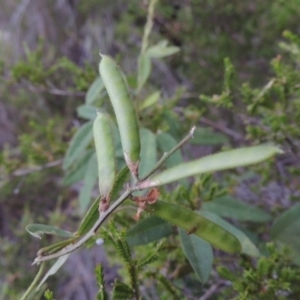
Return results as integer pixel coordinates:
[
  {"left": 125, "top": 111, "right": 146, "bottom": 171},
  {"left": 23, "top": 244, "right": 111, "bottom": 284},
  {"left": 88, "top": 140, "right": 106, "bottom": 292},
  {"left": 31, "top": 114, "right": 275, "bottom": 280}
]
[{"left": 32, "top": 127, "right": 195, "bottom": 264}]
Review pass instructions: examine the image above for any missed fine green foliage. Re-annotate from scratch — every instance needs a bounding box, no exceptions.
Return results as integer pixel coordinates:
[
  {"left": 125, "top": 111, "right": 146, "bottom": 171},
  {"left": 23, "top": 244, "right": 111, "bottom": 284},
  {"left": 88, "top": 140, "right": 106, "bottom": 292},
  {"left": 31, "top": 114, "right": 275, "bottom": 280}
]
[
  {"left": 95, "top": 265, "right": 109, "bottom": 300},
  {"left": 218, "top": 243, "right": 300, "bottom": 299},
  {"left": 44, "top": 290, "right": 54, "bottom": 300},
  {"left": 102, "top": 223, "right": 162, "bottom": 299},
  {"left": 11, "top": 1, "right": 300, "bottom": 299},
  {"left": 179, "top": 229, "right": 213, "bottom": 283}
]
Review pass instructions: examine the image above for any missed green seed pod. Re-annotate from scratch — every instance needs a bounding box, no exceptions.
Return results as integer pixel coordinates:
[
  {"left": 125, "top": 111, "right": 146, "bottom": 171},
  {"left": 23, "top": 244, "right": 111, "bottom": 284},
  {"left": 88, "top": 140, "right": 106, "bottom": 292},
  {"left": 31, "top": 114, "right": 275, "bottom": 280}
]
[
  {"left": 138, "top": 145, "right": 283, "bottom": 188},
  {"left": 93, "top": 112, "right": 116, "bottom": 206},
  {"left": 145, "top": 200, "right": 241, "bottom": 253},
  {"left": 99, "top": 54, "right": 140, "bottom": 177}
]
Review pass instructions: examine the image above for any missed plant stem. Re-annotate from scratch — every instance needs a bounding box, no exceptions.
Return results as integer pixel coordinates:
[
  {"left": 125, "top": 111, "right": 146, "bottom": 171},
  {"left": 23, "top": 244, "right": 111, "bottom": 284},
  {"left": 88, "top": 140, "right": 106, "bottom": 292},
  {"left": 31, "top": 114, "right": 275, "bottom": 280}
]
[
  {"left": 140, "top": 0, "right": 158, "bottom": 55},
  {"left": 139, "top": 126, "right": 196, "bottom": 181},
  {"left": 20, "top": 262, "right": 45, "bottom": 300},
  {"left": 33, "top": 188, "right": 132, "bottom": 264},
  {"left": 32, "top": 126, "right": 196, "bottom": 264}
]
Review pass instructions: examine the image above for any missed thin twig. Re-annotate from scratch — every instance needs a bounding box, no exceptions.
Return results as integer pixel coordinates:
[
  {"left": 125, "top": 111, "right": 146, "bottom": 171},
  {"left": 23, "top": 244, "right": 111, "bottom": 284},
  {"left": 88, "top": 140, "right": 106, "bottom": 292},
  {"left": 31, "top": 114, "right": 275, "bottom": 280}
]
[
  {"left": 4, "top": 159, "right": 63, "bottom": 180},
  {"left": 33, "top": 188, "right": 132, "bottom": 264},
  {"left": 32, "top": 127, "right": 196, "bottom": 264},
  {"left": 200, "top": 117, "right": 245, "bottom": 141},
  {"left": 139, "top": 126, "right": 196, "bottom": 181},
  {"left": 140, "top": 0, "right": 158, "bottom": 55},
  {"left": 199, "top": 283, "right": 221, "bottom": 300},
  {"left": 26, "top": 85, "right": 85, "bottom": 97}
]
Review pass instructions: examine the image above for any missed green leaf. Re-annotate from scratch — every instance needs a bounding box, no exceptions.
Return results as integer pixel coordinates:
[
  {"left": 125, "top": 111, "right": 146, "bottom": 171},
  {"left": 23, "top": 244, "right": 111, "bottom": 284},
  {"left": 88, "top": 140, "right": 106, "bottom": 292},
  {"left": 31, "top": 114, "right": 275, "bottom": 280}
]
[
  {"left": 78, "top": 152, "right": 98, "bottom": 214},
  {"left": 77, "top": 104, "right": 98, "bottom": 120},
  {"left": 85, "top": 76, "right": 105, "bottom": 104},
  {"left": 140, "top": 145, "right": 282, "bottom": 187},
  {"left": 145, "top": 200, "right": 241, "bottom": 253},
  {"left": 137, "top": 53, "right": 151, "bottom": 91},
  {"left": 63, "top": 121, "right": 93, "bottom": 170},
  {"left": 139, "top": 91, "right": 160, "bottom": 111},
  {"left": 146, "top": 40, "right": 180, "bottom": 58},
  {"left": 62, "top": 149, "right": 94, "bottom": 186},
  {"left": 36, "top": 254, "right": 70, "bottom": 290},
  {"left": 127, "top": 216, "right": 173, "bottom": 246},
  {"left": 271, "top": 203, "right": 300, "bottom": 264},
  {"left": 77, "top": 196, "right": 100, "bottom": 237},
  {"left": 202, "top": 196, "right": 271, "bottom": 222},
  {"left": 179, "top": 229, "right": 213, "bottom": 283},
  {"left": 271, "top": 203, "right": 300, "bottom": 239},
  {"left": 199, "top": 210, "right": 260, "bottom": 257},
  {"left": 190, "top": 128, "right": 228, "bottom": 145},
  {"left": 139, "top": 128, "right": 157, "bottom": 178},
  {"left": 26, "top": 224, "right": 75, "bottom": 239}
]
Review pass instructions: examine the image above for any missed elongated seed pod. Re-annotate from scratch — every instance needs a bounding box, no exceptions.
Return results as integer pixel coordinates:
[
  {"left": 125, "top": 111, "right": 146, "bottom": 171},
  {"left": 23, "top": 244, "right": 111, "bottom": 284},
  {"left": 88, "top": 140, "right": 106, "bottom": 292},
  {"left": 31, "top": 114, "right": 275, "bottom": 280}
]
[
  {"left": 93, "top": 112, "right": 116, "bottom": 202},
  {"left": 145, "top": 200, "right": 241, "bottom": 253},
  {"left": 138, "top": 145, "right": 283, "bottom": 188},
  {"left": 99, "top": 54, "right": 140, "bottom": 177}
]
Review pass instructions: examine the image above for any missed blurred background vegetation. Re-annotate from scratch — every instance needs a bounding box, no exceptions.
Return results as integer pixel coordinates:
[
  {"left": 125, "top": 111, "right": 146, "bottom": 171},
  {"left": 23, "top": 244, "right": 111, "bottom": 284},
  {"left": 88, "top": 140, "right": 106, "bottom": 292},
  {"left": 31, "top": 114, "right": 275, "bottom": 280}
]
[{"left": 1, "top": 0, "right": 300, "bottom": 299}]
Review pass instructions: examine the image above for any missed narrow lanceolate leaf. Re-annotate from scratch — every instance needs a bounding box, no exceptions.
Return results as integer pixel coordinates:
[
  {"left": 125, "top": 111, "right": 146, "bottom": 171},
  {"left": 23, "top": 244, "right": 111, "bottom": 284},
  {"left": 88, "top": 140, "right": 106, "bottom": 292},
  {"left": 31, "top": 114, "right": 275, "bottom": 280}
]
[
  {"left": 139, "top": 91, "right": 160, "bottom": 111},
  {"left": 271, "top": 203, "right": 300, "bottom": 239},
  {"left": 63, "top": 121, "right": 93, "bottom": 170},
  {"left": 99, "top": 54, "right": 141, "bottom": 177},
  {"left": 93, "top": 112, "right": 116, "bottom": 199},
  {"left": 85, "top": 76, "right": 104, "bottom": 105},
  {"left": 137, "top": 53, "right": 151, "bottom": 91},
  {"left": 199, "top": 211, "right": 260, "bottom": 257},
  {"left": 179, "top": 229, "right": 213, "bottom": 283},
  {"left": 77, "top": 104, "right": 98, "bottom": 120},
  {"left": 146, "top": 40, "right": 180, "bottom": 58},
  {"left": 78, "top": 152, "right": 98, "bottom": 214},
  {"left": 36, "top": 254, "right": 71, "bottom": 290},
  {"left": 271, "top": 203, "right": 300, "bottom": 263},
  {"left": 138, "top": 145, "right": 282, "bottom": 188},
  {"left": 127, "top": 216, "right": 173, "bottom": 246},
  {"left": 62, "top": 149, "right": 94, "bottom": 186},
  {"left": 26, "top": 224, "right": 75, "bottom": 239},
  {"left": 145, "top": 200, "right": 241, "bottom": 253}
]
